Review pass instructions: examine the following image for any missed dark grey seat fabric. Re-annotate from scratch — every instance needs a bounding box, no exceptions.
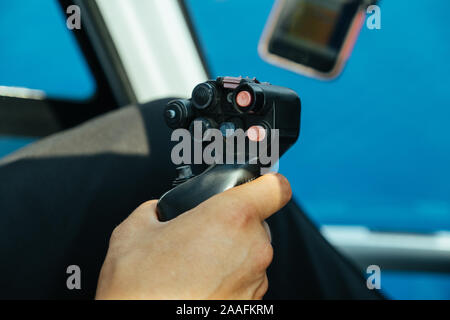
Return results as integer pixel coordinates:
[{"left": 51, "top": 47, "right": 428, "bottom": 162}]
[{"left": 0, "top": 99, "right": 383, "bottom": 299}]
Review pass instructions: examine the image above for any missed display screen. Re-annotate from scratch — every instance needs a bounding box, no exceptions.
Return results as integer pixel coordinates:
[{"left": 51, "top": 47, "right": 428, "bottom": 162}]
[{"left": 268, "top": 0, "right": 361, "bottom": 72}]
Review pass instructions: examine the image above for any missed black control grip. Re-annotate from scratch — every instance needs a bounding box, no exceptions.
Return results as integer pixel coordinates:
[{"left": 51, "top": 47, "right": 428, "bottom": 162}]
[
  {"left": 156, "top": 76, "right": 301, "bottom": 222},
  {"left": 157, "top": 162, "right": 260, "bottom": 222}
]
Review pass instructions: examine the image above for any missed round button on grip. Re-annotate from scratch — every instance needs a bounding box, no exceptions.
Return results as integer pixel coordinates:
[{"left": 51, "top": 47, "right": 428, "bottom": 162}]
[
  {"left": 236, "top": 91, "right": 253, "bottom": 108},
  {"left": 192, "top": 82, "right": 218, "bottom": 110},
  {"left": 164, "top": 99, "right": 193, "bottom": 129}
]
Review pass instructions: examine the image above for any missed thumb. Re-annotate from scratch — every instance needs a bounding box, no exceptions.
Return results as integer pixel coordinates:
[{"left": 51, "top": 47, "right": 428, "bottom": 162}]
[{"left": 126, "top": 200, "right": 161, "bottom": 227}]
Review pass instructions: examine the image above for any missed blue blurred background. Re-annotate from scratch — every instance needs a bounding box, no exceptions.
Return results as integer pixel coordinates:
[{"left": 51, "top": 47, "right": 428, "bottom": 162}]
[
  {"left": 0, "top": 1, "right": 95, "bottom": 100},
  {"left": 0, "top": 0, "right": 94, "bottom": 158},
  {"left": 0, "top": 0, "right": 449, "bottom": 299}
]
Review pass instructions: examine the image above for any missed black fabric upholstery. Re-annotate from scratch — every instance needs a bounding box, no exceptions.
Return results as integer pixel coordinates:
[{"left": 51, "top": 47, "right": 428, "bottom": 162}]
[{"left": 0, "top": 99, "right": 382, "bottom": 299}]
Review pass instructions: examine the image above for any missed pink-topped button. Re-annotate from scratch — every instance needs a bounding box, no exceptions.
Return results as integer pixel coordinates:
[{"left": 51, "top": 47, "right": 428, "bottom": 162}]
[
  {"left": 236, "top": 91, "right": 253, "bottom": 108},
  {"left": 247, "top": 125, "right": 267, "bottom": 142}
]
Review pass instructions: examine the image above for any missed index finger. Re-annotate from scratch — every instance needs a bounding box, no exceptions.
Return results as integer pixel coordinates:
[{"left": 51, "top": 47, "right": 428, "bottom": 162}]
[{"left": 198, "top": 173, "right": 292, "bottom": 221}]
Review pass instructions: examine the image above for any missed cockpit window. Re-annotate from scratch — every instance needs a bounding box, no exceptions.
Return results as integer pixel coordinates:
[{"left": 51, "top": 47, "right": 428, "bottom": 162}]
[{"left": 0, "top": 0, "right": 96, "bottom": 100}]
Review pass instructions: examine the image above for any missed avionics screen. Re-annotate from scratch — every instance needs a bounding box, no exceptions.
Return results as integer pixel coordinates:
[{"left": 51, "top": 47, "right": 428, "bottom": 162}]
[{"left": 269, "top": 0, "right": 361, "bottom": 72}]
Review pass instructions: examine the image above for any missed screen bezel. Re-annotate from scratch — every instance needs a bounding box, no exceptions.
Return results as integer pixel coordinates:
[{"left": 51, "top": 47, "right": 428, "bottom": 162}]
[{"left": 259, "top": 0, "right": 367, "bottom": 80}]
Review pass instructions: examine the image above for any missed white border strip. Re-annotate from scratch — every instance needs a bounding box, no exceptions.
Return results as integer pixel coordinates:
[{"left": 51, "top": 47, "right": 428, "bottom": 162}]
[
  {"left": 322, "top": 225, "right": 450, "bottom": 254},
  {"left": 0, "top": 86, "right": 46, "bottom": 100},
  {"left": 96, "top": 0, "right": 207, "bottom": 103}
]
